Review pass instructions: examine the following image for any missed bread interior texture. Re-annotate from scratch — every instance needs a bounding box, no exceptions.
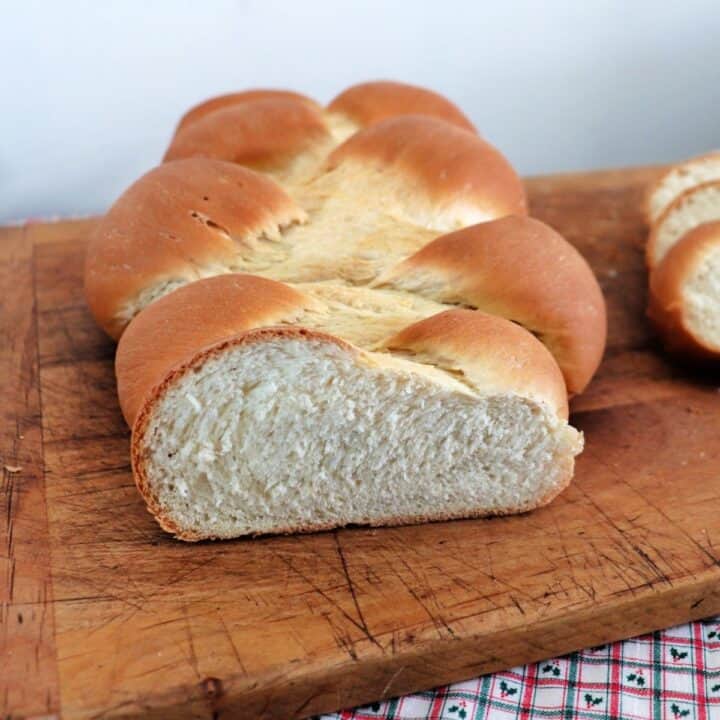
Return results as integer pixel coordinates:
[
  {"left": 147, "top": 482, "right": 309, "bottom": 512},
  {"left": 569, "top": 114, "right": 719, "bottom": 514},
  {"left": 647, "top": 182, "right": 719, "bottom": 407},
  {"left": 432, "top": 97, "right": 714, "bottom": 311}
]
[
  {"left": 651, "top": 160, "right": 720, "bottom": 221},
  {"left": 654, "top": 185, "right": 720, "bottom": 265},
  {"left": 137, "top": 338, "right": 580, "bottom": 539},
  {"left": 683, "top": 244, "right": 720, "bottom": 349}
]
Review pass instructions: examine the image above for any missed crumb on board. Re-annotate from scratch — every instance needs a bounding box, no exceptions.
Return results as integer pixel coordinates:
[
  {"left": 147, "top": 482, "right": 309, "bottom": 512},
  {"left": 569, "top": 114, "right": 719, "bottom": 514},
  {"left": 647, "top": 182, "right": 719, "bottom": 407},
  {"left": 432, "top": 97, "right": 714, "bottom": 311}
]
[{"left": 4, "top": 465, "right": 22, "bottom": 473}]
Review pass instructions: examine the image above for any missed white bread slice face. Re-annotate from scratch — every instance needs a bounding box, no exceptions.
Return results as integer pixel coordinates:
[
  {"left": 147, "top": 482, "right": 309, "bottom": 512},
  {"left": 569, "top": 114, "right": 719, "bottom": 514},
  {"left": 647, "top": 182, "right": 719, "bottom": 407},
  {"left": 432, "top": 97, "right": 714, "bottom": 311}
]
[
  {"left": 646, "top": 152, "right": 720, "bottom": 224},
  {"left": 684, "top": 245, "right": 720, "bottom": 351},
  {"left": 648, "top": 221, "right": 720, "bottom": 359},
  {"left": 647, "top": 181, "right": 720, "bottom": 268},
  {"left": 131, "top": 331, "right": 581, "bottom": 540}
]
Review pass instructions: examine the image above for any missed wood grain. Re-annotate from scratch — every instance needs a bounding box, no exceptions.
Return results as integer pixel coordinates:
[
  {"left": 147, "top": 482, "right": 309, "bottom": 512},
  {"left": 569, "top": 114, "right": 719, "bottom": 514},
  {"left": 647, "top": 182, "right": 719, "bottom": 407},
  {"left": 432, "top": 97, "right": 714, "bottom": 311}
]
[
  {"left": 0, "top": 226, "right": 59, "bottom": 718},
  {"left": 3, "top": 166, "right": 720, "bottom": 719}
]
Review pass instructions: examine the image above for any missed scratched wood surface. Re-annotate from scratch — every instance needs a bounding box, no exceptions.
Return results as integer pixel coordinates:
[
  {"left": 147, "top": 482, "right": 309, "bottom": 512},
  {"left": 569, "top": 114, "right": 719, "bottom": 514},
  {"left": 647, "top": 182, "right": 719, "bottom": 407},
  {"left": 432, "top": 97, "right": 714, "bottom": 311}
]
[{"left": 2, "top": 167, "right": 720, "bottom": 720}]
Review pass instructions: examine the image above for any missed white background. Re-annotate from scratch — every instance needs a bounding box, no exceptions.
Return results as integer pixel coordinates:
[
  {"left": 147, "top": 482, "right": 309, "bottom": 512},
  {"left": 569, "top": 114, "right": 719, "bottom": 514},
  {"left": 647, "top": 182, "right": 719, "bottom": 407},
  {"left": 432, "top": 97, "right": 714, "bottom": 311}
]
[{"left": 1, "top": 1, "right": 719, "bottom": 221}]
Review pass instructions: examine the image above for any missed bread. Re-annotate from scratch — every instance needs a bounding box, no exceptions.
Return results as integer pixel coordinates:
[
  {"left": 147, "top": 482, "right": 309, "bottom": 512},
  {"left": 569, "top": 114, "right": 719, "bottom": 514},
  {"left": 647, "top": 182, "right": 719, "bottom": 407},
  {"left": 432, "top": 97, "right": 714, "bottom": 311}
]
[
  {"left": 175, "top": 89, "right": 321, "bottom": 134},
  {"left": 173, "top": 80, "right": 474, "bottom": 144},
  {"left": 164, "top": 98, "right": 333, "bottom": 181},
  {"left": 86, "top": 115, "right": 527, "bottom": 340},
  {"left": 647, "top": 180, "right": 720, "bottom": 268},
  {"left": 84, "top": 158, "right": 305, "bottom": 340},
  {"left": 163, "top": 80, "right": 477, "bottom": 181},
  {"left": 644, "top": 151, "right": 720, "bottom": 362},
  {"left": 648, "top": 221, "right": 720, "bottom": 360},
  {"left": 117, "top": 275, "right": 581, "bottom": 540},
  {"left": 374, "top": 216, "right": 606, "bottom": 396},
  {"left": 645, "top": 151, "right": 720, "bottom": 224},
  {"left": 326, "top": 80, "right": 476, "bottom": 134},
  {"left": 85, "top": 80, "right": 606, "bottom": 540}
]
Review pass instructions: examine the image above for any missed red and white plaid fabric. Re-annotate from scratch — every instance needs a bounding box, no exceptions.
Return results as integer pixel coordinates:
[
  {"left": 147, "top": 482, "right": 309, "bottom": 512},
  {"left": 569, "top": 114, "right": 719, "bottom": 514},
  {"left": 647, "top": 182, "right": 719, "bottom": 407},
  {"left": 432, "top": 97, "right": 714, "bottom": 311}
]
[{"left": 322, "top": 616, "right": 720, "bottom": 720}]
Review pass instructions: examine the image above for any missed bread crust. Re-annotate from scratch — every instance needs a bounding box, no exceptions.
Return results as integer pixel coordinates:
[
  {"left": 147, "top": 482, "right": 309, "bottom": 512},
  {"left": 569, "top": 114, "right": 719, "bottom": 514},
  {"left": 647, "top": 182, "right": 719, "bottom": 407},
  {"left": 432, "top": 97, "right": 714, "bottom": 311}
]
[
  {"left": 84, "top": 158, "right": 305, "bottom": 339},
  {"left": 377, "top": 216, "right": 606, "bottom": 395},
  {"left": 171, "top": 81, "right": 475, "bottom": 173},
  {"left": 327, "top": 80, "right": 476, "bottom": 133},
  {"left": 646, "top": 179, "right": 720, "bottom": 268},
  {"left": 115, "top": 274, "right": 314, "bottom": 425},
  {"left": 175, "top": 89, "right": 320, "bottom": 133},
  {"left": 648, "top": 221, "right": 720, "bottom": 361},
  {"left": 385, "top": 308, "right": 569, "bottom": 419},
  {"left": 328, "top": 115, "right": 526, "bottom": 220},
  {"left": 130, "top": 325, "right": 574, "bottom": 541},
  {"left": 164, "top": 98, "right": 331, "bottom": 171}
]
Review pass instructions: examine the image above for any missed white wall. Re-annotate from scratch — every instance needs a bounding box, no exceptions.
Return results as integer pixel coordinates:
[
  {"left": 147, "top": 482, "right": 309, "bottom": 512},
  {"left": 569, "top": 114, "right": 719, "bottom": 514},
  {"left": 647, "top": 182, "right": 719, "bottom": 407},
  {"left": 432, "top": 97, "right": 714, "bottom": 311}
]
[{"left": 1, "top": 0, "right": 719, "bottom": 221}]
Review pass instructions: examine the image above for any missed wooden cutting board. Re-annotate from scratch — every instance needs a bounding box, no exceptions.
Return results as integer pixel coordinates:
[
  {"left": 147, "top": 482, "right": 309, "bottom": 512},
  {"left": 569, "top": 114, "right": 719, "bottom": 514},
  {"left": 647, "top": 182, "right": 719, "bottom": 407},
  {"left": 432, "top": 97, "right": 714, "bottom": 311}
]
[{"left": 3, "top": 166, "right": 720, "bottom": 720}]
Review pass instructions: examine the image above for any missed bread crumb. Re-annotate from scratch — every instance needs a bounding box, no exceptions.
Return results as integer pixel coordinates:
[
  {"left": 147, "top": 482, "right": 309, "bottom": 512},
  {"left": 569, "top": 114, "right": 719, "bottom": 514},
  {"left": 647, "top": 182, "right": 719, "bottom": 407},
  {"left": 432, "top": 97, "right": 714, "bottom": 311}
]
[
  {"left": 4, "top": 465, "right": 22, "bottom": 473},
  {"left": 607, "top": 268, "right": 618, "bottom": 278}
]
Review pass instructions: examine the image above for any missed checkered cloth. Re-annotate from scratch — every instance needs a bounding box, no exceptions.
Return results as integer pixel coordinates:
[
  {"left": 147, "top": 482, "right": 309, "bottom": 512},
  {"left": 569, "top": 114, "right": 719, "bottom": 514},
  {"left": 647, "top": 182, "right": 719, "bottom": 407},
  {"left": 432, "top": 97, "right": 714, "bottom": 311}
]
[{"left": 321, "top": 617, "right": 720, "bottom": 720}]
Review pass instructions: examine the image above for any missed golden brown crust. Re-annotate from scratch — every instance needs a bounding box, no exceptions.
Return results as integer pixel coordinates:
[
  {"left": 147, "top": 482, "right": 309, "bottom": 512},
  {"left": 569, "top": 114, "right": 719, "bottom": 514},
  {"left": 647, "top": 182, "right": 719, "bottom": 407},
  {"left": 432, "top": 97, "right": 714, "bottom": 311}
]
[
  {"left": 169, "top": 81, "right": 477, "bottom": 174},
  {"left": 377, "top": 216, "right": 606, "bottom": 395},
  {"left": 327, "top": 80, "right": 476, "bottom": 133},
  {"left": 646, "top": 179, "right": 720, "bottom": 268},
  {"left": 116, "top": 274, "right": 313, "bottom": 426},
  {"left": 648, "top": 221, "right": 720, "bottom": 361},
  {"left": 328, "top": 115, "right": 526, "bottom": 220},
  {"left": 175, "top": 89, "right": 320, "bottom": 133},
  {"left": 386, "top": 308, "right": 570, "bottom": 419},
  {"left": 84, "top": 158, "right": 305, "bottom": 339},
  {"left": 164, "top": 98, "right": 331, "bottom": 171}
]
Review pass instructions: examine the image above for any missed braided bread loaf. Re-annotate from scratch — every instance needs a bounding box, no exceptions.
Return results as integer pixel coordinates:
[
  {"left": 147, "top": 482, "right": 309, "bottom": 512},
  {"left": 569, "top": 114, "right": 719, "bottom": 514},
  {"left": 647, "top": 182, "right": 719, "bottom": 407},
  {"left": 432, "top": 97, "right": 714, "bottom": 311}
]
[{"left": 85, "top": 81, "right": 606, "bottom": 540}]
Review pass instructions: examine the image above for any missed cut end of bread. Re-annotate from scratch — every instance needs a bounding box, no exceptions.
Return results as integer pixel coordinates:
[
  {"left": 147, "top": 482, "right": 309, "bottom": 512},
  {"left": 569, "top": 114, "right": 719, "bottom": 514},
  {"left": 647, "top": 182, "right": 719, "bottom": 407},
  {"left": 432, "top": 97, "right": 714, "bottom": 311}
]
[
  {"left": 648, "top": 221, "right": 720, "bottom": 361},
  {"left": 132, "top": 333, "right": 581, "bottom": 540},
  {"left": 646, "top": 152, "right": 720, "bottom": 224},
  {"left": 682, "top": 242, "right": 720, "bottom": 353},
  {"left": 647, "top": 180, "right": 720, "bottom": 268}
]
